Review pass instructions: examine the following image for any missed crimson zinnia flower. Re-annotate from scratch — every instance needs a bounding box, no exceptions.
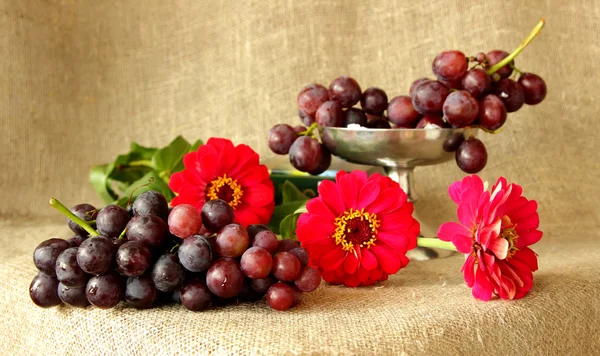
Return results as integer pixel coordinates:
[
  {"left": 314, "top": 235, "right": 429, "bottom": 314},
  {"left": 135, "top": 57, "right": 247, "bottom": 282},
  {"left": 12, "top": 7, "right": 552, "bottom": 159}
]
[
  {"left": 296, "top": 171, "right": 419, "bottom": 287},
  {"left": 169, "top": 138, "right": 274, "bottom": 227},
  {"left": 438, "top": 175, "right": 542, "bottom": 301}
]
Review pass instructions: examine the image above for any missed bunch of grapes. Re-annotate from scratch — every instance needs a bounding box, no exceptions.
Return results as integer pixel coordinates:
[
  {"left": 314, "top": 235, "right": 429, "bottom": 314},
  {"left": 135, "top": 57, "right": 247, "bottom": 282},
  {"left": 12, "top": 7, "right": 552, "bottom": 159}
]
[{"left": 30, "top": 192, "right": 321, "bottom": 312}]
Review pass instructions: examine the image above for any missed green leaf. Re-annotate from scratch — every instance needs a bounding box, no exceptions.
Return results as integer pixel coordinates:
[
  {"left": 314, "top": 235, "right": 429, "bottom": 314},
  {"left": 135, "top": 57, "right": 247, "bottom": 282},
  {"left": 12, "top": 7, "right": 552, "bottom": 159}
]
[
  {"left": 130, "top": 142, "right": 158, "bottom": 160},
  {"left": 279, "top": 213, "right": 301, "bottom": 239},
  {"left": 89, "top": 164, "right": 117, "bottom": 204},
  {"left": 189, "top": 139, "right": 204, "bottom": 152},
  {"left": 268, "top": 201, "right": 307, "bottom": 234},
  {"left": 281, "top": 180, "right": 310, "bottom": 203},
  {"left": 173, "top": 139, "right": 203, "bottom": 173},
  {"left": 113, "top": 170, "right": 175, "bottom": 207},
  {"left": 151, "top": 136, "right": 191, "bottom": 177}
]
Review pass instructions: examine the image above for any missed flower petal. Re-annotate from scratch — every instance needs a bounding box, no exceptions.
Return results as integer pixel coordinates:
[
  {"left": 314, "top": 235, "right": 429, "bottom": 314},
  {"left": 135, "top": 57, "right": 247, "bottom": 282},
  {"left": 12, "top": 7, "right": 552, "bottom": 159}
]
[
  {"left": 371, "top": 245, "right": 401, "bottom": 274},
  {"left": 438, "top": 222, "right": 471, "bottom": 242},
  {"left": 461, "top": 254, "right": 477, "bottom": 287},
  {"left": 318, "top": 180, "right": 346, "bottom": 216},
  {"left": 448, "top": 181, "right": 464, "bottom": 205},
  {"left": 377, "top": 231, "right": 410, "bottom": 252},
  {"left": 320, "top": 248, "right": 346, "bottom": 271},
  {"left": 343, "top": 252, "right": 359, "bottom": 275},
  {"left": 306, "top": 198, "right": 336, "bottom": 221},
  {"left": 355, "top": 179, "right": 381, "bottom": 210},
  {"left": 338, "top": 173, "right": 358, "bottom": 209},
  {"left": 233, "top": 207, "right": 260, "bottom": 227},
  {"left": 472, "top": 267, "right": 493, "bottom": 301},
  {"left": 244, "top": 183, "right": 275, "bottom": 207},
  {"left": 360, "top": 248, "right": 378, "bottom": 270}
]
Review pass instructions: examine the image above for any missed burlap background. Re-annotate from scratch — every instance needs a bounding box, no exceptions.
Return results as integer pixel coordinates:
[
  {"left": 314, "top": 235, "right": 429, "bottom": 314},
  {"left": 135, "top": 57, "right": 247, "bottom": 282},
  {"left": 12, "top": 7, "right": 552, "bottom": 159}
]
[{"left": 0, "top": 0, "right": 599, "bottom": 355}]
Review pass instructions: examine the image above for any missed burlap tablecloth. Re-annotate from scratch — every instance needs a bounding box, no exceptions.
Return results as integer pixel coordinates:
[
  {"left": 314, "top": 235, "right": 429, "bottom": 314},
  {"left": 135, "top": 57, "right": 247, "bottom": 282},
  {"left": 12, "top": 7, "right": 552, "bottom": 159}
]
[{"left": 0, "top": 0, "right": 599, "bottom": 355}]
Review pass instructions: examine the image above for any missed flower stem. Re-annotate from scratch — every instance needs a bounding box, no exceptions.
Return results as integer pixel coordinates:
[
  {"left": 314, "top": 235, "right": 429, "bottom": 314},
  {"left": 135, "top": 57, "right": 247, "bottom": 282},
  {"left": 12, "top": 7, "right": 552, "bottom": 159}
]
[
  {"left": 49, "top": 198, "right": 99, "bottom": 237},
  {"left": 128, "top": 160, "right": 154, "bottom": 168},
  {"left": 487, "top": 18, "right": 545, "bottom": 76},
  {"left": 417, "top": 237, "right": 457, "bottom": 251}
]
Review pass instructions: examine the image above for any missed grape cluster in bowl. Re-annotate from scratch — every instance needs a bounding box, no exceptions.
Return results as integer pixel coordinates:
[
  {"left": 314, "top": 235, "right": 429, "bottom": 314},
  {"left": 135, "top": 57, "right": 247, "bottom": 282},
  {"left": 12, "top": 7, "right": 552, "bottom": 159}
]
[{"left": 30, "top": 191, "right": 321, "bottom": 312}]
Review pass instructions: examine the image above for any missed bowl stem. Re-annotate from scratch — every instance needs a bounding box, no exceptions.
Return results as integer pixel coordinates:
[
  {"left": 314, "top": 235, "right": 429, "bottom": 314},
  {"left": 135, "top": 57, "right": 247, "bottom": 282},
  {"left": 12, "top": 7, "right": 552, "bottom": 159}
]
[{"left": 383, "top": 167, "right": 416, "bottom": 202}]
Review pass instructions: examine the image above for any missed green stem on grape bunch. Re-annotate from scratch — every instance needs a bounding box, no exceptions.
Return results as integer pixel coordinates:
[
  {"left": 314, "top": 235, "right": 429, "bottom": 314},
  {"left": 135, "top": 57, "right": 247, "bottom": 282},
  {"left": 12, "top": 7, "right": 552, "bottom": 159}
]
[
  {"left": 118, "top": 228, "right": 127, "bottom": 240},
  {"left": 169, "top": 244, "right": 180, "bottom": 254},
  {"left": 301, "top": 122, "right": 319, "bottom": 137},
  {"left": 49, "top": 198, "right": 100, "bottom": 237},
  {"left": 128, "top": 160, "right": 154, "bottom": 168},
  {"left": 416, "top": 238, "right": 457, "bottom": 251},
  {"left": 487, "top": 18, "right": 545, "bottom": 76}
]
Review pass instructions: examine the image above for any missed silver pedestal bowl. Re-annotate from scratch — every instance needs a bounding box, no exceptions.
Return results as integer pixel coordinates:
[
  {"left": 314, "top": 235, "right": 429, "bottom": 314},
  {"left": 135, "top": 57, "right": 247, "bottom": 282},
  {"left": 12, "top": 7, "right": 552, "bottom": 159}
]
[{"left": 320, "top": 127, "right": 478, "bottom": 260}]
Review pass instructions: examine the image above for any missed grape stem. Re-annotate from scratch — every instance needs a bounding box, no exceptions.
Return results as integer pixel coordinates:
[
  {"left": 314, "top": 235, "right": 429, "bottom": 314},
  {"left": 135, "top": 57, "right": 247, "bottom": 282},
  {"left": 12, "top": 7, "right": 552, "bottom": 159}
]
[
  {"left": 300, "top": 122, "right": 319, "bottom": 137},
  {"left": 49, "top": 198, "right": 100, "bottom": 236},
  {"left": 118, "top": 228, "right": 127, "bottom": 240},
  {"left": 416, "top": 238, "right": 457, "bottom": 251},
  {"left": 169, "top": 244, "right": 180, "bottom": 254},
  {"left": 487, "top": 18, "right": 545, "bottom": 76}
]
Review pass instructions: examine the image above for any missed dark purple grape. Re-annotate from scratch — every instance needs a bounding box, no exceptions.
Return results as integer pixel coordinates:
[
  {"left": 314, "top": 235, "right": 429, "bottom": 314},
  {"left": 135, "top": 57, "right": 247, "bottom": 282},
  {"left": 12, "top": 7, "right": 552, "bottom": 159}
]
[
  {"left": 308, "top": 146, "right": 331, "bottom": 176},
  {"left": 206, "top": 258, "right": 244, "bottom": 298},
  {"left": 268, "top": 124, "right": 298, "bottom": 154},
  {"left": 96, "top": 205, "right": 129, "bottom": 238},
  {"left": 33, "top": 238, "right": 70, "bottom": 276},
  {"left": 240, "top": 247, "right": 273, "bottom": 279},
  {"left": 126, "top": 214, "right": 168, "bottom": 248},
  {"left": 58, "top": 283, "right": 90, "bottom": 307},
  {"left": 289, "top": 136, "right": 323, "bottom": 172},
  {"left": 518, "top": 73, "right": 546, "bottom": 105},
  {"left": 298, "top": 109, "right": 315, "bottom": 126},
  {"left": 201, "top": 199, "right": 235, "bottom": 233},
  {"left": 443, "top": 91, "right": 479, "bottom": 127},
  {"left": 116, "top": 241, "right": 152, "bottom": 277},
  {"left": 456, "top": 138, "right": 487, "bottom": 173},
  {"left": 247, "top": 224, "right": 271, "bottom": 241},
  {"left": 178, "top": 235, "right": 213, "bottom": 272},
  {"left": 412, "top": 81, "right": 451, "bottom": 115},
  {"left": 494, "top": 78, "right": 525, "bottom": 112},
  {"left": 297, "top": 84, "right": 329, "bottom": 117},
  {"left": 239, "top": 280, "right": 265, "bottom": 302},
  {"left": 432, "top": 50, "right": 468, "bottom": 81},
  {"left": 266, "top": 282, "right": 295, "bottom": 311},
  {"left": 86, "top": 273, "right": 124, "bottom": 309},
  {"left": 272, "top": 252, "right": 302, "bottom": 281},
  {"left": 132, "top": 190, "right": 169, "bottom": 221},
  {"left": 55, "top": 247, "right": 89, "bottom": 287},
  {"left": 253, "top": 230, "right": 279, "bottom": 253},
  {"left": 250, "top": 276, "right": 277, "bottom": 294},
  {"left": 365, "top": 117, "right": 391, "bottom": 129},
  {"left": 76, "top": 236, "right": 114, "bottom": 275},
  {"left": 387, "top": 96, "right": 421, "bottom": 126},
  {"left": 67, "top": 203, "right": 98, "bottom": 236},
  {"left": 288, "top": 247, "right": 309, "bottom": 267},
  {"left": 315, "top": 100, "right": 344, "bottom": 127},
  {"left": 443, "top": 132, "right": 465, "bottom": 152},
  {"left": 462, "top": 68, "right": 491, "bottom": 98},
  {"left": 487, "top": 50, "right": 513, "bottom": 79},
  {"left": 294, "top": 125, "right": 307, "bottom": 134},
  {"left": 416, "top": 115, "right": 446, "bottom": 129},
  {"left": 409, "top": 78, "right": 430, "bottom": 97},
  {"left": 294, "top": 266, "right": 322, "bottom": 292},
  {"left": 180, "top": 279, "right": 212, "bottom": 311},
  {"left": 151, "top": 254, "right": 185, "bottom": 292},
  {"left": 478, "top": 94, "right": 507, "bottom": 130},
  {"left": 343, "top": 108, "right": 367, "bottom": 127},
  {"left": 360, "top": 87, "right": 388, "bottom": 115},
  {"left": 168, "top": 204, "right": 202, "bottom": 238},
  {"left": 29, "top": 272, "right": 61, "bottom": 308},
  {"left": 328, "top": 76, "right": 361, "bottom": 108},
  {"left": 125, "top": 275, "right": 157, "bottom": 309},
  {"left": 67, "top": 235, "right": 87, "bottom": 247},
  {"left": 276, "top": 239, "right": 299, "bottom": 253},
  {"left": 215, "top": 223, "right": 249, "bottom": 258}
]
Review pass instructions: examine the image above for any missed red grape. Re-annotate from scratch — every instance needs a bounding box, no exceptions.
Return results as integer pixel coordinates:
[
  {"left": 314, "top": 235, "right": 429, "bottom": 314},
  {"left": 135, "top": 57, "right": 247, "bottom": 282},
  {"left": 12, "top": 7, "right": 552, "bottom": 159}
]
[
  {"left": 443, "top": 91, "right": 479, "bottom": 127},
  {"left": 432, "top": 50, "right": 468, "bottom": 81},
  {"left": 518, "top": 73, "right": 546, "bottom": 105},
  {"left": 462, "top": 68, "right": 491, "bottom": 98},
  {"left": 272, "top": 252, "right": 302, "bottom": 281},
  {"left": 77, "top": 236, "right": 115, "bottom": 275},
  {"left": 298, "top": 109, "right": 315, "bottom": 126},
  {"left": 29, "top": 272, "right": 61, "bottom": 308},
  {"left": 168, "top": 204, "right": 202, "bottom": 238},
  {"left": 67, "top": 235, "right": 87, "bottom": 247},
  {"left": 494, "top": 78, "right": 525, "bottom": 112},
  {"left": 58, "top": 283, "right": 90, "bottom": 308},
  {"left": 201, "top": 199, "right": 234, "bottom": 233},
  {"left": 443, "top": 132, "right": 465, "bottom": 152},
  {"left": 67, "top": 203, "right": 98, "bottom": 236},
  {"left": 289, "top": 136, "right": 323, "bottom": 172},
  {"left": 416, "top": 115, "right": 446, "bottom": 129},
  {"left": 206, "top": 258, "right": 244, "bottom": 298},
  {"left": 294, "top": 125, "right": 307, "bottom": 134},
  {"left": 412, "top": 81, "right": 451, "bottom": 115},
  {"left": 366, "top": 117, "right": 391, "bottom": 129},
  {"left": 268, "top": 124, "right": 298, "bottom": 154},
  {"left": 252, "top": 230, "right": 279, "bottom": 253},
  {"left": 247, "top": 224, "right": 271, "bottom": 240},
  {"left": 132, "top": 190, "right": 169, "bottom": 221},
  {"left": 288, "top": 247, "right": 309, "bottom": 267},
  {"left": 294, "top": 266, "right": 322, "bottom": 292},
  {"left": 328, "top": 76, "right": 362, "bottom": 108},
  {"left": 250, "top": 276, "right": 277, "bottom": 293},
  {"left": 316, "top": 100, "right": 344, "bottom": 127},
  {"left": 215, "top": 223, "right": 249, "bottom": 258},
  {"left": 180, "top": 279, "right": 211, "bottom": 312},
  {"left": 409, "top": 78, "right": 430, "bottom": 97},
  {"left": 297, "top": 84, "right": 329, "bottom": 117},
  {"left": 240, "top": 247, "right": 273, "bottom": 279},
  {"left": 126, "top": 214, "right": 168, "bottom": 248},
  {"left": 151, "top": 254, "right": 185, "bottom": 292},
  {"left": 475, "top": 52, "right": 487, "bottom": 63},
  {"left": 487, "top": 50, "right": 513, "bottom": 79},
  {"left": 96, "top": 205, "right": 130, "bottom": 238},
  {"left": 178, "top": 235, "right": 214, "bottom": 272},
  {"left": 86, "top": 273, "right": 124, "bottom": 309},
  {"left": 125, "top": 275, "right": 157, "bottom": 309},
  {"left": 343, "top": 108, "right": 367, "bottom": 127},
  {"left": 308, "top": 146, "right": 331, "bottom": 176},
  {"left": 266, "top": 282, "right": 295, "bottom": 311},
  {"left": 115, "top": 241, "right": 152, "bottom": 277},
  {"left": 56, "top": 247, "right": 89, "bottom": 287},
  {"left": 360, "top": 87, "right": 388, "bottom": 115},
  {"left": 387, "top": 95, "right": 421, "bottom": 126},
  {"left": 478, "top": 94, "right": 507, "bottom": 130},
  {"left": 456, "top": 138, "right": 487, "bottom": 173},
  {"left": 33, "top": 238, "right": 70, "bottom": 277},
  {"left": 276, "top": 239, "right": 299, "bottom": 253},
  {"left": 439, "top": 77, "right": 463, "bottom": 90}
]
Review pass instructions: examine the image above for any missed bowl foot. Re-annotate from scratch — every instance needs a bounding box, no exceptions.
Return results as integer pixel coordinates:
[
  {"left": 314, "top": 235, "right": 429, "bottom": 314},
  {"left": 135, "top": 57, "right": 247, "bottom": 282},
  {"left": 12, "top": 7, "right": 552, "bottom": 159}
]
[{"left": 407, "top": 246, "right": 456, "bottom": 261}]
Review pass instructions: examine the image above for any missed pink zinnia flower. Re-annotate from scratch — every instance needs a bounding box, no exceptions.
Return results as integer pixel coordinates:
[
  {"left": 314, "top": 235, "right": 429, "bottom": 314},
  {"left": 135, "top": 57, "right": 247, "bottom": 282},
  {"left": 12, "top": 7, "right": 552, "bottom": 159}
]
[
  {"left": 296, "top": 171, "right": 420, "bottom": 287},
  {"left": 438, "top": 175, "right": 542, "bottom": 300}
]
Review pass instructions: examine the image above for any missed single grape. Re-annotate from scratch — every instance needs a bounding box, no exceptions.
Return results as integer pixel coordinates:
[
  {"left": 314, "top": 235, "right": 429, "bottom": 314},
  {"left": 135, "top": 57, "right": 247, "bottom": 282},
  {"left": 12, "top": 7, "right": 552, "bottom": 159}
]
[
  {"left": 247, "top": 224, "right": 271, "bottom": 241},
  {"left": 116, "top": 241, "right": 152, "bottom": 277},
  {"left": 456, "top": 138, "right": 487, "bottom": 173},
  {"left": 239, "top": 280, "right": 265, "bottom": 302},
  {"left": 298, "top": 109, "right": 315, "bottom": 126},
  {"left": 416, "top": 115, "right": 446, "bottom": 129},
  {"left": 328, "top": 76, "right": 361, "bottom": 108},
  {"left": 308, "top": 146, "right": 331, "bottom": 176},
  {"left": 442, "top": 91, "right": 479, "bottom": 127},
  {"left": 272, "top": 252, "right": 302, "bottom": 281},
  {"left": 180, "top": 279, "right": 212, "bottom": 311},
  {"left": 29, "top": 272, "right": 61, "bottom": 308},
  {"left": 76, "top": 236, "right": 114, "bottom": 275},
  {"left": 250, "top": 276, "right": 277, "bottom": 294},
  {"left": 487, "top": 50, "right": 513, "bottom": 79},
  {"left": 412, "top": 81, "right": 451, "bottom": 115},
  {"left": 132, "top": 190, "right": 169, "bottom": 221},
  {"left": 387, "top": 96, "right": 421, "bottom": 126},
  {"left": 252, "top": 230, "right": 279, "bottom": 253},
  {"left": 475, "top": 52, "right": 487, "bottom": 63},
  {"left": 240, "top": 247, "right": 273, "bottom": 279},
  {"left": 494, "top": 78, "right": 525, "bottom": 112},
  {"left": 277, "top": 239, "right": 300, "bottom": 253},
  {"left": 294, "top": 266, "right": 322, "bottom": 292},
  {"left": 432, "top": 50, "right": 468, "bottom": 81},
  {"left": 288, "top": 136, "right": 323, "bottom": 172},
  {"left": 288, "top": 247, "right": 309, "bottom": 267},
  {"left": 297, "top": 84, "right": 329, "bottom": 117},
  {"left": 360, "top": 87, "right": 388, "bottom": 115},
  {"left": 96, "top": 205, "right": 130, "bottom": 238},
  {"left": 291, "top": 285, "right": 303, "bottom": 306},
  {"left": 268, "top": 124, "right": 298, "bottom": 154},
  {"left": 178, "top": 235, "right": 213, "bottom": 272},
  {"left": 206, "top": 258, "right": 244, "bottom": 298},
  {"left": 343, "top": 108, "right": 367, "bottom": 127},
  {"left": 151, "top": 254, "right": 185, "bottom": 292},
  {"left": 58, "top": 283, "right": 90, "bottom": 307},
  {"left": 33, "top": 238, "right": 70, "bottom": 276},
  {"left": 168, "top": 204, "right": 202, "bottom": 238},
  {"left": 198, "top": 224, "right": 214, "bottom": 238},
  {"left": 478, "top": 94, "right": 507, "bottom": 131},
  {"left": 201, "top": 199, "right": 235, "bottom": 233},
  {"left": 439, "top": 77, "right": 463, "bottom": 90},
  {"left": 55, "top": 247, "right": 89, "bottom": 287},
  {"left": 461, "top": 68, "right": 491, "bottom": 98},
  {"left": 442, "top": 132, "right": 465, "bottom": 152},
  {"left": 365, "top": 117, "right": 391, "bottom": 129},
  {"left": 67, "top": 235, "right": 87, "bottom": 247},
  {"left": 125, "top": 275, "right": 157, "bottom": 309},
  {"left": 315, "top": 100, "right": 344, "bottom": 127},
  {"left": 67, "top": 203, "right": 98, "bottom": 236},
  {"left": 86, "top": 273, "right": 124, "bottom": 309},
  {"left": 266, "top": 282, "right": 295, "bottom": 311},
  {"left": 518, "top": 73, "right": 547, "bottom": 105},
  {"left": 409, "top": 78, "right": 430, "bottom": 97},
  {"left": 294, "top": 125, "right": 307, "bottom": 134},
  {"left": 126, "top": 214, "right": 168, "bottom": 248},
  {"left": 215, "top": 223, "right": 249, "bottom": 258}
]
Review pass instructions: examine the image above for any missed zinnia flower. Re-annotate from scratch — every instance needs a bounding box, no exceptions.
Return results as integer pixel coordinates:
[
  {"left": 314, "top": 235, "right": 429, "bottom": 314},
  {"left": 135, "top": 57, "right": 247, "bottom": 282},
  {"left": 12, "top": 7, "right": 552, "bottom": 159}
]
[
  {"left": 438, "top": 175, "right": 542, "bottom": 301},
  {"left": 296, "top": 171, "right": 420, "bottom": 287},
  {"left": 169, "top": 138, "right": 274, "bottom": 227}
]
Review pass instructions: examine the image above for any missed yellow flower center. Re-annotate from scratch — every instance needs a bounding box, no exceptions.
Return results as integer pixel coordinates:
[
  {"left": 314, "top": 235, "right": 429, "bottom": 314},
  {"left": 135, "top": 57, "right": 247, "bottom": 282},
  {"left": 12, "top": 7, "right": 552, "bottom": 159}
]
[
  {"left": 332, "top": 208, "right": 380, "bottom": 251},
  {"left": 500, "top": 216, "right": 519, "bottom": 259},
  {"left": 205, "top": 174, "right": 243, "bottom": 210}
]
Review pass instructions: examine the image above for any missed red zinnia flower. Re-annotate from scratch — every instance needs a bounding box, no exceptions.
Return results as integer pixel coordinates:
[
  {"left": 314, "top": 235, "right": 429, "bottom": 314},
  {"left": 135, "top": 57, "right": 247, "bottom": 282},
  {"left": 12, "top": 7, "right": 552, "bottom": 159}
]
[
  {"left": 438, "top": 175, "right": 542, "bottom": 301},
  {"left": 296, "top": 171, "right": 420, "bottom": 287},
  {"left": 169, "top": 138, "right": 274, "bottom": 227}
]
